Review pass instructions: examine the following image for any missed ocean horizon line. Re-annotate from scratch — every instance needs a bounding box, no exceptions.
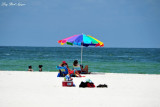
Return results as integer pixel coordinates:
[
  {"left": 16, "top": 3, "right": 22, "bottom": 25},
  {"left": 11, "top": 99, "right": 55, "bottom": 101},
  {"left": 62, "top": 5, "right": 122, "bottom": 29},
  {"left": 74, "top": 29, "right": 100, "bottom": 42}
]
[{"left": 0, "top": 45, "right": 160, "bottom": 49}]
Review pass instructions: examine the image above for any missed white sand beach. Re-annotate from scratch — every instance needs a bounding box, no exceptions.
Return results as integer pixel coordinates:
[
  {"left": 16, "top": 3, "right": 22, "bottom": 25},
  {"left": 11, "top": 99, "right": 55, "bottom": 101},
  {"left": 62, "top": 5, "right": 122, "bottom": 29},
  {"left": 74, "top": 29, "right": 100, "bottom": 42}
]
[{"left": 0, "top": 71, "right": 160, "bottom": 107}]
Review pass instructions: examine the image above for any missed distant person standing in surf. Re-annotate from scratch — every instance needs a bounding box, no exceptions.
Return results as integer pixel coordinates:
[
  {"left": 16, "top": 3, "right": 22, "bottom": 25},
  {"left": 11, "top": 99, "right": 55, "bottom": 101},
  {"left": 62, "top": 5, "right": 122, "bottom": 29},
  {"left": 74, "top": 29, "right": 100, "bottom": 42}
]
[
  {"left": 39, "top": 65, "right": 43, "bottom": 72},
  {"left": 28, "top": 66, "right": 33, "bottom": 72}
]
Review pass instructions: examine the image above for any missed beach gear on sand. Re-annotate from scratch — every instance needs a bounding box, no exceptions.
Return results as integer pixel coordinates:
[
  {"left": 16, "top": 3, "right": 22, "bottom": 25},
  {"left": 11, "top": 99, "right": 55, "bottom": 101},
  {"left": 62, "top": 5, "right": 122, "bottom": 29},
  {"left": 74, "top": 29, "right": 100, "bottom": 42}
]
[
  {"left": 62, "top": 81, "right": 74, "bottom": 87},
  {"left": 79, "top": 82, "right": 95, "bottom": 88},
  {"left": 97, "top": 84, "right": 108, "bottom": 88},
  {"left": 62, "top": 74, "right": 75, "bottom": 87},
  {"left": 85, "top": 78, "right": 92, "bottom": 83},
  {"left": 79, "top": 79, "right": 95, "bottom": 88},
  {"left": 58, "top": 34, "right": 104, "bottom": 65}
]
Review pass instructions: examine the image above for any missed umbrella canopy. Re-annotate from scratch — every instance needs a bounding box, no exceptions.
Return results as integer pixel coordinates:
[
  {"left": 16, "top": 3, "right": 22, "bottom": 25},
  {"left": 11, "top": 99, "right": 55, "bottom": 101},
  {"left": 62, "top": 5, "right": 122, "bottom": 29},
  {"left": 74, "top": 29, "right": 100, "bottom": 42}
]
[
  {"left": 58, "top": 34, "right": 104, "bottom": 64},
  {"left": 58, "top": 34, "right": 104, "bottom": 47}
]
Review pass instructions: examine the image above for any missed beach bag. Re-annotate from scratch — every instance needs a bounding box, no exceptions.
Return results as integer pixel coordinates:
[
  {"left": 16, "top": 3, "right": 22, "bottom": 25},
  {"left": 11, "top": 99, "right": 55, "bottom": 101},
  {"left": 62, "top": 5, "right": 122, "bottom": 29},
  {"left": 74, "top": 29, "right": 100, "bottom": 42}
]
[
  {"left": 86, "top": 82, "right": 95, "bottom": 88},
  {"left": 79, "top": 81, "right": 87, "bottom": 88},
  {"left": 79, "top": 82, "right": 95, "bottom": 88},
  {"left": 89, "top": 82, "right": 95, "bottom": 87}
]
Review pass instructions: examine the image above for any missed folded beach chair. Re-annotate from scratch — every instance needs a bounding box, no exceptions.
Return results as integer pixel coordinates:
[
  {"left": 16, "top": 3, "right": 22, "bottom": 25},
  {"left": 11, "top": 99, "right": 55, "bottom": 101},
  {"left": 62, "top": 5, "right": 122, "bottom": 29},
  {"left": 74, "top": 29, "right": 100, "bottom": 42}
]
[{"left": 56, "top": 66, "right": 68, "bottom": 77}]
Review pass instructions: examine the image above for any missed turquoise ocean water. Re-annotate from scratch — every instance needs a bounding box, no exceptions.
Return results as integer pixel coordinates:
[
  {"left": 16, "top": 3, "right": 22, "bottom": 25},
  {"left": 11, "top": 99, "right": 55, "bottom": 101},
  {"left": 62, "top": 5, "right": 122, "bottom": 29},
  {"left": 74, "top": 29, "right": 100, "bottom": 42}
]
[{"left": 0, "top": 46, "right": 160, "bottom": 74}]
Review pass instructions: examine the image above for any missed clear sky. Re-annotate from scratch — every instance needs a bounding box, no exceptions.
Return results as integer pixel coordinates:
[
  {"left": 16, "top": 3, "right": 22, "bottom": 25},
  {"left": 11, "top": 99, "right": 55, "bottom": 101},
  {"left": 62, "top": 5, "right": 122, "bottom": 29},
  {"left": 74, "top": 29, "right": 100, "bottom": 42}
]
[{"left": 0, "top": 0, "right": 160, "bottom": 48}]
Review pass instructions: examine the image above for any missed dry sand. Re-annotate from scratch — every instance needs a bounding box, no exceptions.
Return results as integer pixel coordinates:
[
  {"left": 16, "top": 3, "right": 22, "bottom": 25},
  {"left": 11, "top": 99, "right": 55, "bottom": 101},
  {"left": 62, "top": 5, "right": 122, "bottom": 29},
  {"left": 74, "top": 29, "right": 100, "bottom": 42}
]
[{"left": 0, "top": 71, "right": 160, "bottom": 107}]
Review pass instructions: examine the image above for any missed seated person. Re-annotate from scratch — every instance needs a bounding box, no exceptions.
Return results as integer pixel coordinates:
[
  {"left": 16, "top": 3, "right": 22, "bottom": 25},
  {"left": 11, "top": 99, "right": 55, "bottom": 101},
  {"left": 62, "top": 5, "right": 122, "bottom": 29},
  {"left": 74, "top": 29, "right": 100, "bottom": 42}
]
[
  {"left": 57, "top": 61, "right": 68, "bottom": 77},
  {"left": 57, "top": 61, "right": 81, "bottom": 77},
  {"left": 73, "top": 60, "right": 90, "bottom": 74}
]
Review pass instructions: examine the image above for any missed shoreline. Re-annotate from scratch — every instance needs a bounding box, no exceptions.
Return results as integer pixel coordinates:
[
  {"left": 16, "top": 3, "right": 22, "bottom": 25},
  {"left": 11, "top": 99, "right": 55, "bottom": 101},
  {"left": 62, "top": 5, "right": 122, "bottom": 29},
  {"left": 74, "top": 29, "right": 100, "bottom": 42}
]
[{"left": 0, "top": 70, "right": 160, "bottom": 75}]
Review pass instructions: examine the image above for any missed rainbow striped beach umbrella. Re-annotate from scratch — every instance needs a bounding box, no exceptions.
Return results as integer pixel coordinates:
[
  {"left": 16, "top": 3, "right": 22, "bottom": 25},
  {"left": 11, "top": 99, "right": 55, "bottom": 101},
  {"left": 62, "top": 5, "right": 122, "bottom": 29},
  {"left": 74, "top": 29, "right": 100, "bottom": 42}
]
[{"left": 58, "top": 34, "right": 104, "bottom": 64}]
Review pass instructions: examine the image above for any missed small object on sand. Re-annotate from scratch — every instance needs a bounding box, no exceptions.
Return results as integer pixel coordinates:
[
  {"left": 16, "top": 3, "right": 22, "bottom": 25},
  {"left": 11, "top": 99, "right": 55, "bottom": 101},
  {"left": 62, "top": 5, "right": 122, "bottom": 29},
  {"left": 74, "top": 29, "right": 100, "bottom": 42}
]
[
  {"left": 62, "top": 81, "right": 74, "bottom": 87},
  {"left": 97, "top": 84, "right": 108, "bottom": 88},
  {"left": 62, "top": 74, "right": 75, "bottom": 87}
]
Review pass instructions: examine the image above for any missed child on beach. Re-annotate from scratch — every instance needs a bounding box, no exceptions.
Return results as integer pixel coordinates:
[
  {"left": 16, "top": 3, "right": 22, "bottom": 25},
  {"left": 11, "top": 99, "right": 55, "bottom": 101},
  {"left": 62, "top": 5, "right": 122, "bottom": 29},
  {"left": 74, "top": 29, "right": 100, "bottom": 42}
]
[
  {"left": 28, "top": 66, "right": 33, "bottom": 72},
  {"left": 39, "top": 65, "right": 43, "bottom": 72}
]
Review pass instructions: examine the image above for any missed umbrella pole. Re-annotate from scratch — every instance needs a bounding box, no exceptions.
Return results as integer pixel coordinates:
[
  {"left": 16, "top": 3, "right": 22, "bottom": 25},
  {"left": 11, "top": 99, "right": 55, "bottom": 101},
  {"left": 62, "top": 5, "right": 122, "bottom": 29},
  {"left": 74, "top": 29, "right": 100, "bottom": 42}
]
[{"left": 81, "top": 46, "right": 83, "bottom": 65}]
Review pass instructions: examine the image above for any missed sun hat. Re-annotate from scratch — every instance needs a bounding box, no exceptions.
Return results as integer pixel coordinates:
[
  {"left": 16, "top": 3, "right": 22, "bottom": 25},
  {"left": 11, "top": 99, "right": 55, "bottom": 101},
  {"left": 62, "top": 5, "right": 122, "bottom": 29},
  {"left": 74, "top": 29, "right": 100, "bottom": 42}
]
[{"left": 62, "top": 61, "right": 66, "bottom": 64}]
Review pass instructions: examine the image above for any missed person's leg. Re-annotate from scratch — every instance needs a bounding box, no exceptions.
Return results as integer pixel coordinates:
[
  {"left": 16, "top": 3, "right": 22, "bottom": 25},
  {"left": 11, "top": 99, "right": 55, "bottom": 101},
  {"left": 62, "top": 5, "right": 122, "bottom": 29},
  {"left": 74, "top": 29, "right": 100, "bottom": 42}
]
[
  {"left": 75, "top": 71, "right": 81, "bottom": 77},
  {"left": 77, "top": 70, "right": 81, "bottom": 74},
  {"left": 81, "top": 65, "right": 90, "bottom": 74},
  {"left": 83, "top": 65, "right": 88, "bottom": 72}
]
